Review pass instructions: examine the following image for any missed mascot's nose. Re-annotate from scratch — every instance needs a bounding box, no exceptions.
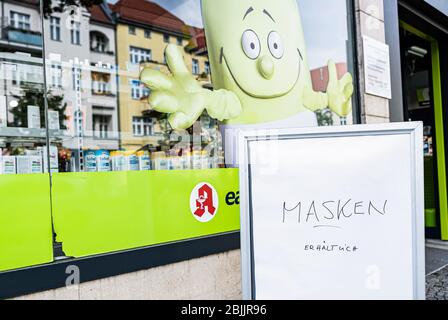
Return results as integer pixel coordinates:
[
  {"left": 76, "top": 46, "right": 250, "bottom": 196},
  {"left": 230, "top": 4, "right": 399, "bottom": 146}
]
[{"left": 258, "top": 55, "right": 274, "bottom": 79}]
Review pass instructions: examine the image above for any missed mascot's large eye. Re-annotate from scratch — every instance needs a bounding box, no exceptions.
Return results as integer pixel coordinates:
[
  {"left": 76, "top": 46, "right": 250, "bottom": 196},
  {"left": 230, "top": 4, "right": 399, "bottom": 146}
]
[
  {"left": 242, "top": 29, "right": 261, "bottom": 60},
  {"left": 268, "top": 31, "right": 284, "bottom": 59}
]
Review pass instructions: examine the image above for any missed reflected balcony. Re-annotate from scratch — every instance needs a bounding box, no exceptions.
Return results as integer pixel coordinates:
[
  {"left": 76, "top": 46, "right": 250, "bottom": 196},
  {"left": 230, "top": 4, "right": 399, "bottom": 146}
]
[{"left": 4, "top": 27, "right": 42, "bottom": 47}]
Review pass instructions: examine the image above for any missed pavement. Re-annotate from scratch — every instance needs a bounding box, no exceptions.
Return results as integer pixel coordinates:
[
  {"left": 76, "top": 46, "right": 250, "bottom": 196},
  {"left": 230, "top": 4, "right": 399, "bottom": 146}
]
[{"left": 426, "top": 240, "right": 448, "bottom": 300}]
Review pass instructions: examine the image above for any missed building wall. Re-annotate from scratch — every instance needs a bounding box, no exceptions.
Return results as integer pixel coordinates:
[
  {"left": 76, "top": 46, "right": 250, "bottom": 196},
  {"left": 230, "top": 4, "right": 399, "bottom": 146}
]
[
  {"left": 13, "top": 250, "right": 242, "bottom": 300},
  {"left": 355, "top": 0, "right": 391, "bottom": 123}
]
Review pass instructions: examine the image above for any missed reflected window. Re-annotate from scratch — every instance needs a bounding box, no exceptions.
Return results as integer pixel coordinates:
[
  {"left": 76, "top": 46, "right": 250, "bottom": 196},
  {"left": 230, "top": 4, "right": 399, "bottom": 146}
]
[
  {"left": 132, "top": 116, "right": 153, "bottom": 137},
  {"left": 130, "top": 46, "right": 151, "bottom": 64},
  {"left": 92, "top": 72, "right": 111, "bottom": 95},
  {"left": 192, "top": 59, "right": 199, "bottom": 75},
  {"left": 50, "top": 64, "right": 62, "bottom": 88},
  {"left": 129, "top": 26, "right": 136, "bottom": 35},
  {"left": 10, "top": 11, "right": 31, "bottom": 30},
  {"left": 144, "top": 30, "right": 151, "bottom": 39},
  {"left": 163, "top": 34, "right": 170, "bottom": 43},
  {"left": 90, "top": 32, "right": 109, "bottom": 53},
  {"left": 130, "top": 80, "right": 150, "bottom": 100},
  {"left": 50, "top": 17, "right": 61, "bottom": 41},
  {"left": 70, "top": 21, "right": 81, "bottom": 45},
  {"left": 93, "top": 115, "right": 111, "bottom": 139}
]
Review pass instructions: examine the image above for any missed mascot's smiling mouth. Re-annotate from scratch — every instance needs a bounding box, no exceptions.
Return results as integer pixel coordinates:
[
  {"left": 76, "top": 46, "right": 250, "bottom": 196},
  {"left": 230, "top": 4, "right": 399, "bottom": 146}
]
[{"left": 220, "top": 47, "right": 303, "bottom": 99}]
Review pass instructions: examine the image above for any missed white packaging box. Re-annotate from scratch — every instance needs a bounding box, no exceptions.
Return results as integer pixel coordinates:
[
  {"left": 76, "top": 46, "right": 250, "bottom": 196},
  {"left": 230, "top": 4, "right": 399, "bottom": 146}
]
[
  {"left": 30, "top": 156, "right": 43, "bottom": 174},
  {"left": 27, "top": 105, "right": 41, "bottom": 129},
  {"left": 0, "top": 95, "right": 7, "bottom": 128},
  {"left": 16, "top": 156, "right": 31, "bottom": 174},
  {"left": 2, "top": 156, "right": 16, "bottom": 174},
  {"left": 42, "top": 145, "right": 59, "bottom": 173}
]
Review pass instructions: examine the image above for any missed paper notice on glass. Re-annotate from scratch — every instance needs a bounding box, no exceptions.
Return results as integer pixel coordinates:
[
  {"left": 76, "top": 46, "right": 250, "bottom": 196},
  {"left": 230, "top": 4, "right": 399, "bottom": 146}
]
[
  {"left": 363, "top": 36, "right": 392, "bottom": 99},
  {"left": 48, "top": 110, "right": 60, "bottom": 130},
  {"left": 0, "top": 95, "right": 7, "bottom": 128},
  {"left": 27, "top": 105, "right": 41, "bottom": 129}
]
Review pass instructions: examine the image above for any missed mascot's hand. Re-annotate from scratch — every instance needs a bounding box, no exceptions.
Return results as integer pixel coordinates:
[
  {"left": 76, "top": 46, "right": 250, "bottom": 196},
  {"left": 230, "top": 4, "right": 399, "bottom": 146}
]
[
  {"left": 140, "top": 44, "right": 241, "bottom": 130},
  {"left": 326, "top": 60, "right": 354, "bottom": 118}
]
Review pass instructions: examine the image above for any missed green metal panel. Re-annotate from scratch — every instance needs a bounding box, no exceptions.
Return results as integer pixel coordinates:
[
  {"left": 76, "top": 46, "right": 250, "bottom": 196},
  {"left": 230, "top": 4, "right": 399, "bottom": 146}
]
[
  {"left": 0, "top": 174, "right": 53, "bottom": 272},
  {"left": 51, "top": 169, "right": 240, "bottom": 258},
  {"left": 400, "top": 21, "right": 448, "bottom": 239},
  {"left": 430, "top": 41, "right": 448, "bottom": 240}
]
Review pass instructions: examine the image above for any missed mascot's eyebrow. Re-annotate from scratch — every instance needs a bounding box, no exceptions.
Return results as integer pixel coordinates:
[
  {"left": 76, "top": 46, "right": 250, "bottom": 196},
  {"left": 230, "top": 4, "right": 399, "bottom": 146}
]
[
  {"left": 263, "top": 9, "right": 276, "bottom": 23},
  {"left": 243, "top": 7, "right": 254, "bottom": 20},
  {"left": 297, "top": 48, "right": 303, "bottom": 60},
  {"left": 220, "top": 47, "right": 224, "bottom": 64}
]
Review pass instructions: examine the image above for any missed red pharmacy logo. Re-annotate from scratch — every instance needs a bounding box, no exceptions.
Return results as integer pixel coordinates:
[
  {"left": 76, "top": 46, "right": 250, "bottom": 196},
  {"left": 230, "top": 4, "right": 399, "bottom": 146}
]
[{"left": 190, "top": 182, "right": 219, "bottom": 223}]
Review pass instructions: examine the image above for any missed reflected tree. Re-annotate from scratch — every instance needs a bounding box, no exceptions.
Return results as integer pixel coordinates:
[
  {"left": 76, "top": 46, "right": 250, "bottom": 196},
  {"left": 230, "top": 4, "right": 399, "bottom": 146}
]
[
  {"left": 315, "top": 108, "right": 334, "bottom": 127},
  {"left": 10, "top": 84, "right": 68, "bottom": 129},
  {"left": 42, "top": 0, "right": 104, "bottom": 17}
]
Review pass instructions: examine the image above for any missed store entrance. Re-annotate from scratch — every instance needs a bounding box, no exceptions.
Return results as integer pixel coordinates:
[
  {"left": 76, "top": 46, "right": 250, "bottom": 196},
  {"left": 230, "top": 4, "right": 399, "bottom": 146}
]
[{"left": 399, "top": 21, "right": 448, "bottom": 240}]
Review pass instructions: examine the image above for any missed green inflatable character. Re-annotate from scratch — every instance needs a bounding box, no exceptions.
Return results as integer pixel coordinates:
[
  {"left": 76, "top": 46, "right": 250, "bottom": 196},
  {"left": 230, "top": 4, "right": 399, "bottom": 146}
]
[{"left": 141, "top": 0, "right": 354, "bottom": 165}]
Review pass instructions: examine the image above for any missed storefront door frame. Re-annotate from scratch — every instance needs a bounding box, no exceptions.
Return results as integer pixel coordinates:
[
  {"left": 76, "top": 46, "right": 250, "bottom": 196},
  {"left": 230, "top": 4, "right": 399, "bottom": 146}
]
[{"left": 400, "top": 21, "right": 448, "bottom": 240}]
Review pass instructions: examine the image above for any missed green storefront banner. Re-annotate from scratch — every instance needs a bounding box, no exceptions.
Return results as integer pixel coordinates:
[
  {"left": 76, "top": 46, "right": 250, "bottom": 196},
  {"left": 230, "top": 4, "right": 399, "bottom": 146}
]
[
  {"left": 52, "top": 169, "right": 240, "bottom": 258},
  {"left": 0, "top": 174, "right": 53, "bottom": 272}
]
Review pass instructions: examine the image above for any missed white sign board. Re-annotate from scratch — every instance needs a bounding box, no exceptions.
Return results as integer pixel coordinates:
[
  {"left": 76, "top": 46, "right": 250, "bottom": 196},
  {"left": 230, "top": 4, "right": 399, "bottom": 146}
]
[
  {"left": 363, "top": 36, "right": 392, "bottom": 99},
  {"left": 238, "top": 123, "right": 425, "bottom": 300},
  {"left": 27, "top": 105, "right": 41, "bottom": 129},
  {"left": 48, "top": 110, "right": 60, "bottom": 130}
]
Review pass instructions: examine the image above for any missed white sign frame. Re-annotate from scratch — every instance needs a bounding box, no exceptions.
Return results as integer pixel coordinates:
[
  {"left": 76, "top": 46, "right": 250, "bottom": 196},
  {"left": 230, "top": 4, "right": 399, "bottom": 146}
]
[{"left": 238, "top": 123, "right": 425, "bottom": 300}]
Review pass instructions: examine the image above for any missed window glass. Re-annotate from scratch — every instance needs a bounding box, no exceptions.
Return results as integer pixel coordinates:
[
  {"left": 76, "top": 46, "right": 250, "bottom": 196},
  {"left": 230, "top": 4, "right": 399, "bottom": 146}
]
[
  {"left": 298, "top": 0, "right": 355, "bottom": 126},
  {"left": 129, "top": 46, "right": 151, "bottom": 64},
  {"left": 11, "top": 11, "right": 31, "bottom": 30},
  {"left": 37, "top": 0, "right": 356, "bottom": 175},
  {"left": 192, "top": 58, "right": 199, "bottom": 75},
  {"left": 70, "top": 21, "right": 81, "bottom": 45},
  {"left": 0, "top": 1, "right": 49, "bottom": 175},
  {"left": 50, "top": 17, "right": 61, "bottom": 41}
]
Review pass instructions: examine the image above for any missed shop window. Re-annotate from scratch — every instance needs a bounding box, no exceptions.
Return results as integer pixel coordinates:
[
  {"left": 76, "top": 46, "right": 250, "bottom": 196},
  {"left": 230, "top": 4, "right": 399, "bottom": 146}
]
[
  {"left": 50, "top": 17, "right": 61, "bottom": 41},
  {"left": 10, "top": 11, "right": 31, "bottom": 30},
  {"left": 0, "top": 0, "right": 358, "bottom": 287},
  {"left": 129, "top": 46, "right": 151, "bottom": 64},
  {"left": 70, "top": 21, "right": 81, "bottom": 45}
]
